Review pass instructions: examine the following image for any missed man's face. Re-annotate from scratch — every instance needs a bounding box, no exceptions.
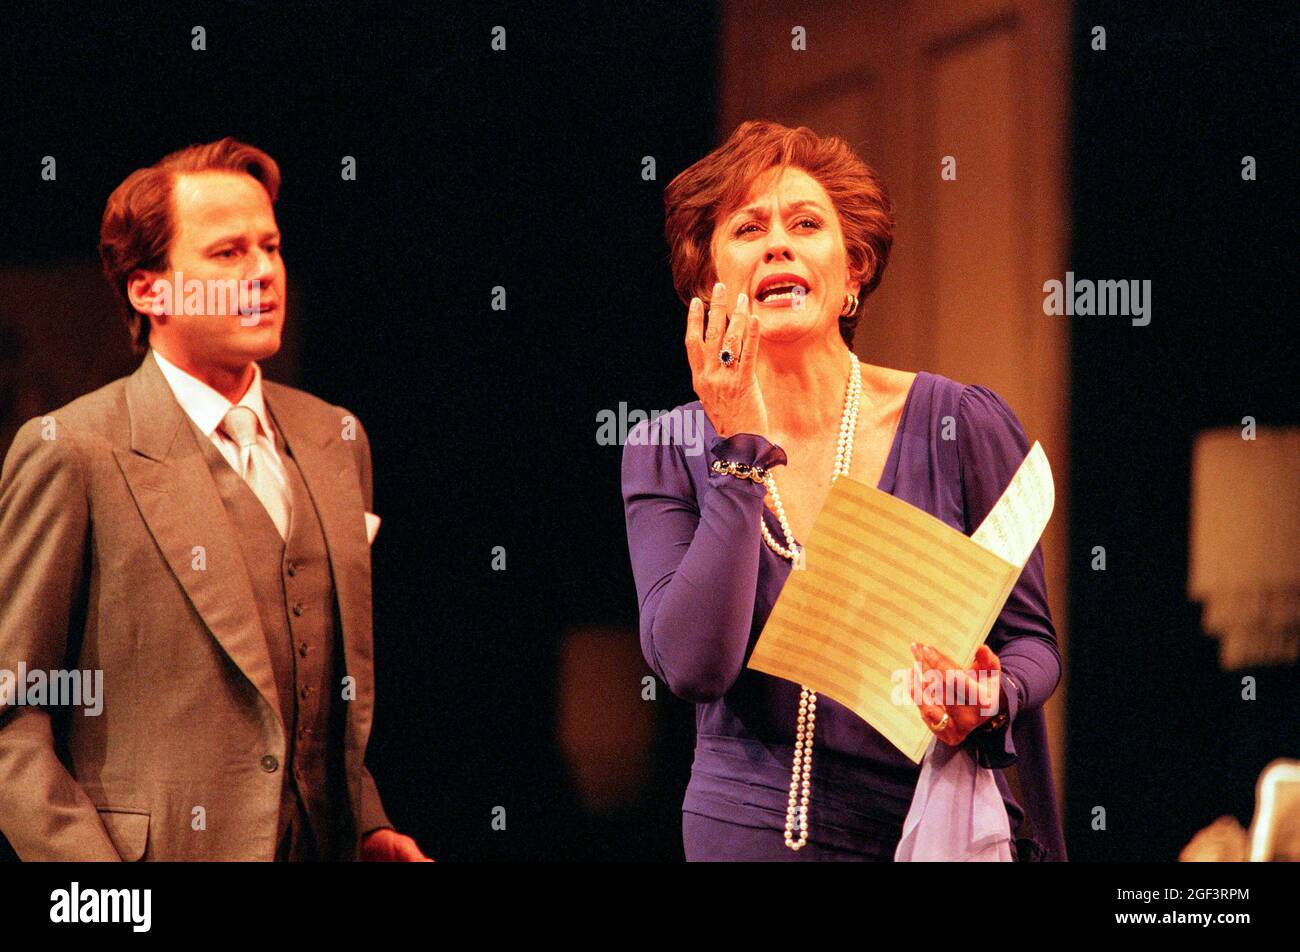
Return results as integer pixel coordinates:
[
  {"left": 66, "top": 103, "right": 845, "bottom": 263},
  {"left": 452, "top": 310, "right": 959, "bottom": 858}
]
[{"left": 137, "top": 170, "right": 285, "bottom": 371}]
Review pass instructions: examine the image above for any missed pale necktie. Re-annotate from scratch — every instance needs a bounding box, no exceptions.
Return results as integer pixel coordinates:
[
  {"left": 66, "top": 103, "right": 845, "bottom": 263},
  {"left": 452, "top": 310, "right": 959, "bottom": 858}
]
[{"left": 219, "top": 406, "right": 290, "bottom": 539}]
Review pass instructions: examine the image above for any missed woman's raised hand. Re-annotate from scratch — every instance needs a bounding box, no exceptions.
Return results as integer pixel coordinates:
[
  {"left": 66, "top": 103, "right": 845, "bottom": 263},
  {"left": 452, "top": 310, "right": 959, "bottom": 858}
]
[{"left": 685, "top": 282, "right": 770, "bottom": 439}]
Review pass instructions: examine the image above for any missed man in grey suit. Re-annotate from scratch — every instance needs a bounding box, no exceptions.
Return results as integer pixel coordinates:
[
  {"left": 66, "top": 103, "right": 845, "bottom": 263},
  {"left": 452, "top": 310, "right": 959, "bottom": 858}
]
[{"left": 0, "top": 138, "right": 430, "bottom": 861}]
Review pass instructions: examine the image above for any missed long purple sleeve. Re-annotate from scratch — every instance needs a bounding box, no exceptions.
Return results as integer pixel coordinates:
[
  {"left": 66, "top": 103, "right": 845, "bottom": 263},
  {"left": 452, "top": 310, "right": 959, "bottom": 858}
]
[
  {"left": 958, "top": 385, "right": 1063, "bottom": 769},
  {"left": 621, "top": 411, "right": 786, "bottom": 702}
]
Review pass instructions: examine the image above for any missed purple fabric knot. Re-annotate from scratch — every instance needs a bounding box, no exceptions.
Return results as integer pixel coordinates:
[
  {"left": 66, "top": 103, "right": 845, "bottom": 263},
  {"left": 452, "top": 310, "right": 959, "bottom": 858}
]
[{"left": 708, "top": 433, "right": 788, "bottom": 472}]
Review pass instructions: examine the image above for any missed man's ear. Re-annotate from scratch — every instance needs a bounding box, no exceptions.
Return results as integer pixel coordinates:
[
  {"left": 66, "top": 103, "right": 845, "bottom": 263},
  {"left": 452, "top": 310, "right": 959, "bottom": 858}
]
[{"left": 127, "top": 269, "right": 171, "bottom": 320}]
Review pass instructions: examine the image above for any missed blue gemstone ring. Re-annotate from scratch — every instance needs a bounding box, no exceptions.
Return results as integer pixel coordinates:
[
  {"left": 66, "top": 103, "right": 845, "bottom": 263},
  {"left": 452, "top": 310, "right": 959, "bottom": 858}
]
[{"left": 719, "top": 348, "right": 736, "bottom": 367}]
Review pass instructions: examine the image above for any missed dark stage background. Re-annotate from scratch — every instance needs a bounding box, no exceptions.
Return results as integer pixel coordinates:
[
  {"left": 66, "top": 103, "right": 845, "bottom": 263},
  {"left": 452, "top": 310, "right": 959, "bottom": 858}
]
[
  {"left": 1, "top": 0, "right": 718, "bottom": 863},
  {"left": 1066, "top": 1, "right": 1298, "bottom": 860},
  {"left": 0, "top": 1, "right": 1294, "bottom": 862}
]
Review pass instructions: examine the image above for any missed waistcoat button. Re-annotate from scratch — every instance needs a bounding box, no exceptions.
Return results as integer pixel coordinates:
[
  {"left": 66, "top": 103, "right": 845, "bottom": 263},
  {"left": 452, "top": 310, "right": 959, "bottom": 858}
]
[{"left": 260, "top": 755, "right": 279, "bottom": 773}]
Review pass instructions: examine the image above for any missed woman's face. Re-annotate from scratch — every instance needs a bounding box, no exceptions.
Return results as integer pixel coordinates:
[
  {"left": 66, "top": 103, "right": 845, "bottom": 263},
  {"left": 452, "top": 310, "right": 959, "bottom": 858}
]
[{"left": 708, "top": 165, "right": 859, "bottom": 344}]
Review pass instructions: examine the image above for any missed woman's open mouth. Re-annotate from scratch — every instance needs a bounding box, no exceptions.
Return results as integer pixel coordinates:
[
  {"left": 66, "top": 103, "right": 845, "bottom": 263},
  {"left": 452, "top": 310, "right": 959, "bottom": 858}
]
[{"left": 754, "top": 274, "right": 811, "bottom": 308}]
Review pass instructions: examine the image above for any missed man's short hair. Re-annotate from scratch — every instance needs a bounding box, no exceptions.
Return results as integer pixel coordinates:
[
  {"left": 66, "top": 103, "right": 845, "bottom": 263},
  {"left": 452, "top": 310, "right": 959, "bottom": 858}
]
[{"left": 98, "top": 138, "right": 281, "bottom": 354}]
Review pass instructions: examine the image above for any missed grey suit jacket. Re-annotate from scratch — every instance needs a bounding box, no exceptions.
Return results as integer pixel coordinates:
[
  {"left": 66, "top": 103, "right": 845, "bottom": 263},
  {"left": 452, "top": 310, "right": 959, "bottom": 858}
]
[{"left": 0, "top": 350, "right": 391, "bottom": 860}]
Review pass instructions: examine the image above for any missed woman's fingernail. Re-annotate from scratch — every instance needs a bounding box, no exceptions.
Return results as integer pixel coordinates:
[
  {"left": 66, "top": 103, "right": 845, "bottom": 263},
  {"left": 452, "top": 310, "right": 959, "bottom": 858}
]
[
  {"left": 690, "top": 297, "right": 700, "bottom": 311},
  {"left": 714, "top": 281, "right": 725, "bottom": 296},
  {"left": 737, "top": 292, "right": 748, "bottom": 309}
]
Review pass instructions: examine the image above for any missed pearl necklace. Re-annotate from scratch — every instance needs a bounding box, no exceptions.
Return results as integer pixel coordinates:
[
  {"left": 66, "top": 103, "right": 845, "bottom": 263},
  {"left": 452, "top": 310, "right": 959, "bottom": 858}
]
[{"left": 761, "top": 352, "right": 861, "bottom": 851}]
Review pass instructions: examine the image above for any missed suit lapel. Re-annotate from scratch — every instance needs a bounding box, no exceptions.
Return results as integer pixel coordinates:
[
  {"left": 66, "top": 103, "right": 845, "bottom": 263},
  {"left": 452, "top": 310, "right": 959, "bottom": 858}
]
[
  {"left": 114, "top": 351, "right": 284, "bottom": 732},
  {"left": 262, "top": 383, "right": 376, "bottom": 761}
]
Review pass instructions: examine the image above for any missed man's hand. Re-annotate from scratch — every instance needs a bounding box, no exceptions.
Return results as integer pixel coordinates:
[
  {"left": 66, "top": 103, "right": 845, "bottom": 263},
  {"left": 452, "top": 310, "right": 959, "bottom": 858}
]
[{"left": 360, "top": 828, "right": 433, "bottom": 862}]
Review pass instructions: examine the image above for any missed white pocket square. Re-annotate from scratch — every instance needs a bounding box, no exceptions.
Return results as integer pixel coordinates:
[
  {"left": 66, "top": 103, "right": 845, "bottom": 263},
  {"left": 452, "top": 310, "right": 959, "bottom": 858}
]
[{"left": 364, "top": 511, "right": 381, "bottom": 545}]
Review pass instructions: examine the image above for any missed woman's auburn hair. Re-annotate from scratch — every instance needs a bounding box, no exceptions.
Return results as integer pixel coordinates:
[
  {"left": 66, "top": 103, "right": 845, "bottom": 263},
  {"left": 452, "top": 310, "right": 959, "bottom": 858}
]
[
  {"left": 663, "top": 120, "right": 895, "bottom": 347},
  {"left": 98, "top": 137, "right": 282, "bottom": 355}
]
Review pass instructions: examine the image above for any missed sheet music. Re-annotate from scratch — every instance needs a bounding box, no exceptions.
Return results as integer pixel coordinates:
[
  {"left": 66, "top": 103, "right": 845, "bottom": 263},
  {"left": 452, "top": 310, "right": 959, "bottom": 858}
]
[
  {"left": 971, "top": 441, "right": 1054, "bottom": 569},
  {"left": 746, "top": 442, "right": 1054, "bottom": 763}
]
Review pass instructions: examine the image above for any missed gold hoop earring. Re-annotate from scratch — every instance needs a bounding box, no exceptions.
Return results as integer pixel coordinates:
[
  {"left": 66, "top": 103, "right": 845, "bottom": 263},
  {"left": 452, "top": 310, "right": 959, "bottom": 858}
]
[{"left": 840, "top": 292, "right": 860, "bottom": 317}]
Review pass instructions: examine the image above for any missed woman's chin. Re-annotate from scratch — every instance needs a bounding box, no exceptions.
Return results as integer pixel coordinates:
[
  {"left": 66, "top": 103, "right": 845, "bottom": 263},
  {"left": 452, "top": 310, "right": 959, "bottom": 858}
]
[{"left": 754, "top": 312, "right": 828, "bottom": 343}]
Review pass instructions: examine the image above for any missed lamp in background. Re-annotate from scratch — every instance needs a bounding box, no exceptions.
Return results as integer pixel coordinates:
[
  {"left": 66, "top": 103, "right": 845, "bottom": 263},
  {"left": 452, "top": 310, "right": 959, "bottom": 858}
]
[
  {"left": 1179, "top": 759, "right": 1300, "bottom": 861},
  {"left": 1188, "top": 427, "right": 1300, "bottom": 669}
]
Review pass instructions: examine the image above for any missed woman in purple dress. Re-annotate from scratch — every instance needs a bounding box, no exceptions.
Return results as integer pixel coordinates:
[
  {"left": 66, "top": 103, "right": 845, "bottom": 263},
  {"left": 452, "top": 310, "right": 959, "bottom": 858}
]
[{"left": 621, "top": 120, "right": 1066, "bottom": 861}]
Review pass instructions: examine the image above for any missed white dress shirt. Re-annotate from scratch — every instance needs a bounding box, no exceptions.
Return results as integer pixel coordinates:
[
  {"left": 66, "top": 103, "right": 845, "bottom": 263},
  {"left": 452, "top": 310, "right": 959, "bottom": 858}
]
[{"left": 151, "top": 347, "right": 290, "bottom": 499}]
